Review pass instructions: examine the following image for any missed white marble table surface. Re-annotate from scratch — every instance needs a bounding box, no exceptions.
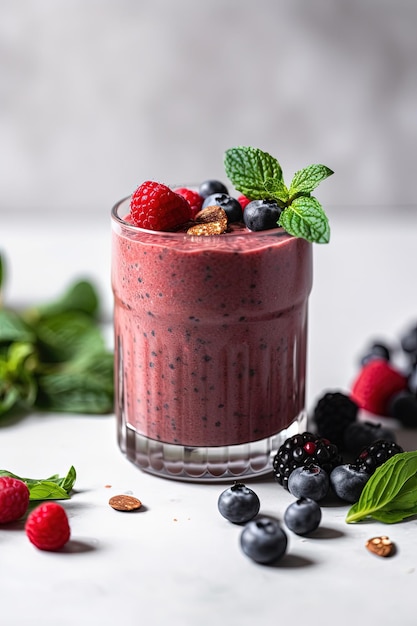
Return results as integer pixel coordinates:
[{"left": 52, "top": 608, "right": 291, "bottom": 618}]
[{"left": 1, "top": 206, "right": 417, "bottom": 626}]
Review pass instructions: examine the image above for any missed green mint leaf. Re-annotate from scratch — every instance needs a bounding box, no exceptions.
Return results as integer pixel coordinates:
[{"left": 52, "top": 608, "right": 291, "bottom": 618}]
[
  {"left": 37, "top": 351, "right": 114, "bottom": 414},
  {"left": 224, "top": 146, "right": 283, "bottom": 200},
  {"left": 0, "top": 309, "right": 35, "bottom": 344},
  {"left": 0, "top": 466, "right": 77, "bottom": 500},
  {"left": 0, "top": 384, "right": 21, "bottom": 415},
  {"left": 278, "top": 196, "right": 330, "bottom": 243},
  {"left": 264, "top": 177, "right": 289, "bottom": 205},
  {"left": 346, "top": 452, "right": 417, "bottom": 523},
  {"left": 0, "top": 252, "right": 5, "bottom": 302},
  {"left": 24, "top": 279, "right": 100, "bottom": 323},
  {"left": 34, "top": 311, "right": 105, "bottom": 362},
  {"left": 288, "top": 164, "right": 333, "bottom": 199},
  {"left": 0, "top": 342, "right": 38, "bottom": 415}
]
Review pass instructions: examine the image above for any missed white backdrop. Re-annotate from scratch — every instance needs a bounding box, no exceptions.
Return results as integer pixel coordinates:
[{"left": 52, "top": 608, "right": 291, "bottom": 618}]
[{"left": 1, "top": 0, "right": 417, "bottom": 216}]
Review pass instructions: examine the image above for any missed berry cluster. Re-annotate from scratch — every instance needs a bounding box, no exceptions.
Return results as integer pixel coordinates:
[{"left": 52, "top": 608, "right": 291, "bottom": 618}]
[
  {"left": 272, "top": 431, "right": 403, "bottom": 504},
  {"left": 311, "top": 390, "right": 397, "bottom": 456},
  {"left": 351, "top": 327, "right": 417, "bottom": 425},
  {"left": 0, "top": 476, "right": 70, "bottom": 551},
  {"left": 273, "top": 432, "right": 342, "bottom": 489},
  {"left": 128, "top": 178, "right": 282, "bottom": 233},
  {"left": 311, "top": 324, "right": 417, "bottom": 456},
  {"left": 217, "top": 482, "right": 321, "bottom": 564}
]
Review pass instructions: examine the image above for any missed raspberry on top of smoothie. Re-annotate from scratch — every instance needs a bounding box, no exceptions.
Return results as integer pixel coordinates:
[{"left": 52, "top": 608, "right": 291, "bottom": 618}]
[{"left": 129, "top": 146, "right": 333, "bottom": 243}]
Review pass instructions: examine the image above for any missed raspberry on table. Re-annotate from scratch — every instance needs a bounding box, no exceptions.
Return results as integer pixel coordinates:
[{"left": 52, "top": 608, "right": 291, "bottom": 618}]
[
  {"left": 0, "top": 477, "right": 30, "bottom": 524},
  {"left": 25, "top": 501, "right": 71, "bottom": 551},
  {"left": 130, "top": 181, "right": 191, "bottom": 231},
  {"left": 350, "top": 358, "right": 408, "bottom": 416}
]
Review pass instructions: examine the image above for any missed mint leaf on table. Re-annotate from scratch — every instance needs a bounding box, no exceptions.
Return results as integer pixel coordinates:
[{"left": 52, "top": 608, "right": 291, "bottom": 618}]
[
  {"left": 224, "top": 146, "right": 333, "bottom": 243},
  {"left": 23, "top": 280, "right": 99, "bottom": 323},
  {"left": 0, "top": 269, "right": 114, "bottom": 417},
  {"left": 346, "top": 452, "right": 417, "bottom": 524},
  {"left": 0, "top": 309, "right": 35, "bottom": 344},
  {"left": 0, "top": 465, "right": 77, "bottom": 500},
  {"left": 0, "top": 252, "right": 5, "bottom": 302},
  {"left": 34, "top": 311, "right": 105, "bottom": 363},
  {"left": 0, "top": 342, "right": 38, "bottom": 414},
  {"left": 37, "top": 351, "right": 114, "bottom": 414}
]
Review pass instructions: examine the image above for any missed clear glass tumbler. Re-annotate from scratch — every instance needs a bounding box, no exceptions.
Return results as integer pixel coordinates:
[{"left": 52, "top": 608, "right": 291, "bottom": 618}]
[{"left": 111, "top": 196, "right": 312, "bottom": 481}]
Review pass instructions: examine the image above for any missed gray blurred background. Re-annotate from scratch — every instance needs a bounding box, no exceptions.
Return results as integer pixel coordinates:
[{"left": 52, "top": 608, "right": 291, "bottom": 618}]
[{"left": 2, "top": 0, "right": 417, "bottom": 215}]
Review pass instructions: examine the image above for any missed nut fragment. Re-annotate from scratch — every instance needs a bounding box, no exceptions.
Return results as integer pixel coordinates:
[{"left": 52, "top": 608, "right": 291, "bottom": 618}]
[
  {"left": 195, "top": 205, "right": 227, "bottom": 224},
  {"left": 109, "top": 495, "right": 142, "bottom": 511},
  {"left": 187, "top": 220, "right": 227, "bottom": 236},
  {"left": 365, "top": 536, "right": 395, "bottom": 557},
  {"left": 187, "top": 205, "right": 228, "bottom": 236}
]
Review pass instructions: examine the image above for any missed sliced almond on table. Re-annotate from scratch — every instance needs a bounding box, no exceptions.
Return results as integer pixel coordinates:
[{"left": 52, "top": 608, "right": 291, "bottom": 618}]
[
  {"left": 109, "top": 495, "right": 142, "bottom": 511},
  {"left": 365, "top": 536, "right": 395, "bottom": 557}
]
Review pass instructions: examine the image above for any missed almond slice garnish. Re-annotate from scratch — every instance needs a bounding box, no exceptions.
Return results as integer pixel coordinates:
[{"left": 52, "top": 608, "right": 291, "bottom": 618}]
[
  {"left": 187, "top": 221, "right": 227, "bottom": 236},
  {"left": 187, "top": 204, "right": 228, "bottom": 236},
  {"left": 194, "top": 205, "right": 227, "bottom": 224}
]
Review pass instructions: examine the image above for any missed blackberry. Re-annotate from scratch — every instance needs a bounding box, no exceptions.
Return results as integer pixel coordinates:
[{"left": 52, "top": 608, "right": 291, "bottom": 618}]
[
  {"left": 343, "top": 421, "right": 396, "bottom": 456},
  {"left": 355, "top": 440, "right": 404, "bottom": 475},
  {"left": 273, "top": 432, "right": 342, "bottom": 490},
  {"left": 312, "top": 391, "right": 358, "bottom": 449}
]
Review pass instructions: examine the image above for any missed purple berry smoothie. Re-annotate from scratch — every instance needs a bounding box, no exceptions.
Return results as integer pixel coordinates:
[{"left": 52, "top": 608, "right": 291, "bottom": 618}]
[{"left": 111, "top": 197, "right": 312, "bottom": 480}]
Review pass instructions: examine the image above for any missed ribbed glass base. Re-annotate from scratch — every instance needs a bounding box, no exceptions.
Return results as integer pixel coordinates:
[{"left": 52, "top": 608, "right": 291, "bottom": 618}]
[{"left": 118, "top": 411, "right": 307, "bottom": 482}]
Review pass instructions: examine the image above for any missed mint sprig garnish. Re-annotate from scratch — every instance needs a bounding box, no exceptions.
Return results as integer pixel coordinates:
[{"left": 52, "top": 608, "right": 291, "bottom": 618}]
[
  {"left": 346, "top": 452, "right": 417, "bottom": 524},
  {"left": 224, "top": 146, "right": 333, "bottom": 243}
]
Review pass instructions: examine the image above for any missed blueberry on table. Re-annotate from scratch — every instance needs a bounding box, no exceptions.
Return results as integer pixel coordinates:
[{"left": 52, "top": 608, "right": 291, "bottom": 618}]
[
  {"left": 408, "top": 367, "right": 417, "bottom": 394},
  {"left": 217, "top": 483, "right": 260, "bottom": 524},
  {"left": 198, "top": 179, "right": 228, "bottom": 198},
  {"left": 360, "top": 341, "right": 391, "bottom": 366},
  {"left": 243, "top": 199, "right": 282, "bottom": 231},
  {"left": 202, "top": 192, "right": 243, "bottom": 222},
  {"left": 400, "top": 324, "right": 417, "bottom": 356},
  {"left": 240, "top": 517, "right": 287, "bottom": 564},
  {"left": 330, "top": 464, "right": 369, "bottom": 503},
  {"left": 288, "top": 464, "right": 330, "bottom": 502},
  {"left": 284, "top": 497, "right": 322, "bottom": 535}
]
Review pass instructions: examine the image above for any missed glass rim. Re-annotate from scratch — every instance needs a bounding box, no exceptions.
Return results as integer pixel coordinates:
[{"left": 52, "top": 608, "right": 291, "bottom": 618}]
[{"left": 111, "top": 195, "right": 291, "bottom": 240}]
